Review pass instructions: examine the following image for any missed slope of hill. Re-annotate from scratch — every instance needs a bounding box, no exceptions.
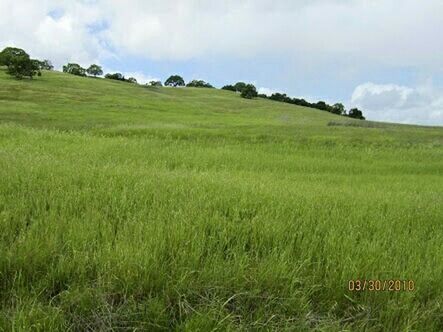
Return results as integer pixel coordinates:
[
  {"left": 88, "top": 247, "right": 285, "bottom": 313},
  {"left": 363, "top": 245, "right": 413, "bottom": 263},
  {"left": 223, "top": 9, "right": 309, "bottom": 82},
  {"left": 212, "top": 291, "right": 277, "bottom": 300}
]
[{"left": 0, "top": 69, "right": 442, "bottom": 331}]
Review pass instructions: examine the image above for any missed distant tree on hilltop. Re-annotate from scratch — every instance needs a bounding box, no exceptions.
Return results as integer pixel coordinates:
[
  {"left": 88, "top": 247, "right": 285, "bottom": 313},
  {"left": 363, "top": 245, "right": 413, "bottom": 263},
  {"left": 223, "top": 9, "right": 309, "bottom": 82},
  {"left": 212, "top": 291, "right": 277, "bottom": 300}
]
[
  {"left": 0, "top": 47, "right": 41, "bottom": 79},
  {"left": 86, "top": 64, "right": 103, "bottom": 77},
  {"left": 127, "top": 77, "right": 137, "bottom": 84},
  {"left": 9, "top": 57, "right": 41, "bottom": 79},
  {"left": 331, "top": 103, "right": 345, "bottom": 115},
  {"left": 269, "top": 93, "right": 291, "bottom": 103},
  {"left": 348, "top": 108, "right": 365, "bottom": 120},
  {"left": 165, "top": 75, "right": 185, "bottom": 87},
  {"left": 222, "top": 82, "right": 249, "bottom": 93},
  {"left": 240, "top": 84, "right": 258, "bottom": 99},
  {"left": 186, "top": 79, "right": 214, "bottom": 88},
  {"left": 222, "top": 84, "right": 236, "bottom": 92},
  {"left": 234, "top": 82, "right": 247, "bottom": 93},
  {"left": 314, "top": 101, "right": 328, "bottom": 111},
  {"left": 63, "top": 63, "right": 86, "bottom": 77},
  {"left": 105, "top": 73, "right": 125, "bottom": 81},
  {"left": 148, "top": 80, "right": 162, "bottom": 86},
  {"left": 0, "top": 47, "right": 29, "bottom": 66}
]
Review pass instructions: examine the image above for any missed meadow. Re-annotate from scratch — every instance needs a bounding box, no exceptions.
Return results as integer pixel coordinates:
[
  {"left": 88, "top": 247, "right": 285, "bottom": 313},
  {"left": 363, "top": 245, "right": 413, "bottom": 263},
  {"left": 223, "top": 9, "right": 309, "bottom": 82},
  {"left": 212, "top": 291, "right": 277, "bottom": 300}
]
[{"left": 0, "top": 69, "right": 442, "bottom": 331}]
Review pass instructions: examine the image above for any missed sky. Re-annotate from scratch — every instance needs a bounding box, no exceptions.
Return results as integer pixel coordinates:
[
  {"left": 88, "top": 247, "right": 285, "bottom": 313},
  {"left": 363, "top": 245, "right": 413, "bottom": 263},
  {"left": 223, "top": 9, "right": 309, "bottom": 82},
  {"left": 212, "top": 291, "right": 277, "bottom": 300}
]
[{"left": 1, "top": 0, "right": 442, "bottom": 125}]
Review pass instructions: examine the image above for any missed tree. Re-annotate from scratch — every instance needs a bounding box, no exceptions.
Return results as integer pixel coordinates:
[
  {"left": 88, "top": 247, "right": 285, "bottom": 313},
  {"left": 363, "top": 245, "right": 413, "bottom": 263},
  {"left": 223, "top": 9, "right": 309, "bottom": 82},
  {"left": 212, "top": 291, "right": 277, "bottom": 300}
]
[
  {"left": 348, "top": 108, "right": 365, "bottom": 120},
  {"left": 331, "top": 103, "right": 345, "bottom": 115},
  {"left": 0, "top": 47, "right": 29, "bottom": 66},
  {"left": 293, "top": 98, "right": 310, "bottom": 107},
  {"left": 86, "top": 64, "right": 103, "bottom": 77},
  {"left": 29, "top": 59, "right": 53, "bottom": 71},
  {"left": 270, "top": 93, "right": 291, "bottom": 103},
  {"left": 0, "top": 47, "right": 41, "bottom": 79},
  {"left": 7, "top": 56, "right": 41, "bottom": 79},
  {"left": 314, "top": 101, "right": 328, "bottom": 111},
  {"left": 63, "top": 63, "right": 86, "bottom": 76},
  {"left": 240, "top": 84, "right": 258, "bottom": 99},
  {"left": 165, "top": 75, "right": 185, "bottom": 87},
  {"left": 105, "top": 73, "right": 125, "bottom": 81},
  {"left": 148, "top": 80, "right": 162, "bottom": 86},
  {"left": 127, "top": 77, "right": 137, "bottom": 84},
  {"left": 234, "top": 82, "right": 247, "bottom": 93},
  {"left": 222, "top": 85, "right": 236, "bottom": 92},
  {"left": 186, "top": 79, "right": 213, "bottom": 88}
]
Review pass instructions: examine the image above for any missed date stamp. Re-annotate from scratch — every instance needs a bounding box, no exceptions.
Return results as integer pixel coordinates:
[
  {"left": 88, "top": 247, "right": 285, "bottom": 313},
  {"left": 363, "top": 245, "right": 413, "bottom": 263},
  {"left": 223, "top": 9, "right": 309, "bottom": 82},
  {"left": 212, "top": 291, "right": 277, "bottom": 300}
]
[{"left": 348, "top": 279, "right": 415, "bottom": 292}]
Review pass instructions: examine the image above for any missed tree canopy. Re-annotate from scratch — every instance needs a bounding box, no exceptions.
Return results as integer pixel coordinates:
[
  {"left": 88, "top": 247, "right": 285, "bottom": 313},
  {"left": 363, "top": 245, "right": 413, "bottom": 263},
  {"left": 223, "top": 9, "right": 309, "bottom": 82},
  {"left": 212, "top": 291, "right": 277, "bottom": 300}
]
[
  {"left": 234, "top": 82, "right": 247, "bottom": 93},
  {"left": 0, "top": 47, "right": 29, "bottom": 66},
  {"left": 165, "top": 75, "right": 185, "bottom": 87},
  {"left": 63, "top": 63, "right": 86, "bottom": 77},
  {"left": 0, "top": 47, "right": 41, "bottom": 79},
  {"left": 332, "top": 103, "right": 345, "bottom": 115},
  {"left": 348, "top": 108, "right": 365, "bottom": 120},
  {"left": 7, "top": 57, "right": 41, "bottom": 79},
  {"left": 186, "top": 80, "right": 214, "bottom": 88},
  {"left": 86, "top": 64, "right": 103, "bottom": 77},
  {"left": 240, "top": 84, "right": 258, "bottom": 99},
  {"left": 34, "top": 59, "right": 54, "bottom": 71},
  {"left": 221, "top": 85, "right": 236, "bottom": 92},
  {"left": 148, "top": 80, "right": 162, "bottom": 87},
  {"left": 105, "top": 73, "right": 125, "bottom": 81}
]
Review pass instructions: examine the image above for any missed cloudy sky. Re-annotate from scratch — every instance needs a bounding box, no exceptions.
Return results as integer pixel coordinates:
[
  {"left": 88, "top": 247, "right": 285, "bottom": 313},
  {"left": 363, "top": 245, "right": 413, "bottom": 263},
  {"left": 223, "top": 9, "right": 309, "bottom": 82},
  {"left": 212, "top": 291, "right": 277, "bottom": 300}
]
[{"left": 1, "top": 0, "right": 442, "bottom": 125}]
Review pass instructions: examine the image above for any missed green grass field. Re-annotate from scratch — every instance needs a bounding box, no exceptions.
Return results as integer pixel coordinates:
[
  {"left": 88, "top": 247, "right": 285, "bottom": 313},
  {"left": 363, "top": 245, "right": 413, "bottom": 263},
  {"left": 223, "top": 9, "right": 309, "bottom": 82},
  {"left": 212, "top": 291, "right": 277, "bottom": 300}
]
[{"left": 0, "top": 69, "right": 442, "bottom": 331}]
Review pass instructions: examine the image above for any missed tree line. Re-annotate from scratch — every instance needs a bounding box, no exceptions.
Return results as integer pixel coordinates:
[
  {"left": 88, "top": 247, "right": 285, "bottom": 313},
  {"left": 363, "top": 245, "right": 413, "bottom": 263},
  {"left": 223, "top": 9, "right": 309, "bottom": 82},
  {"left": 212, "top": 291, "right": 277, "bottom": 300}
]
[
  {"left": 261, "top": 92, "right": 364, "bottom": 119},
  {"left": 0, "top": 46, "right": 365, "bottom": 120},
  {"left": 222, "top": 83, "right": 364, "bottom": 119}
]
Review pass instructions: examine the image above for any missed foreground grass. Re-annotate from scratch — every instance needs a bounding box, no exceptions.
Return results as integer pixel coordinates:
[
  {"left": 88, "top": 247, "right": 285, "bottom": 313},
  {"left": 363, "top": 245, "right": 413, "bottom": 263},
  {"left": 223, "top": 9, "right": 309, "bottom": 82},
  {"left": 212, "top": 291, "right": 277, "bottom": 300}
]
[{"left": 0, "top": 70, "right": 442, "bottom": 331}]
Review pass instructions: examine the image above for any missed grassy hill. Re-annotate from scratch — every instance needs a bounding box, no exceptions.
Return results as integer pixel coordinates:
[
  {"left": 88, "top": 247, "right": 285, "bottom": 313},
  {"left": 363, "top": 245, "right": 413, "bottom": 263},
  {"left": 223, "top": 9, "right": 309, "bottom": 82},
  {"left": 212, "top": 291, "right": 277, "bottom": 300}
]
[{"left": 0, "top": 69, "right": 442, "bottom": 331}]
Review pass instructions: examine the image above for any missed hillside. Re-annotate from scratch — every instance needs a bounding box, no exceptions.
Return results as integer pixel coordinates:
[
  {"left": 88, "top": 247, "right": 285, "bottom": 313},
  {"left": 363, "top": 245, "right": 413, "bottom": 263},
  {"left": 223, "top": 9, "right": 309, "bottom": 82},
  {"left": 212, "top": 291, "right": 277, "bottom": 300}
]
[{"left": 0, "top": 69, "right": 442, "bottom": 331}]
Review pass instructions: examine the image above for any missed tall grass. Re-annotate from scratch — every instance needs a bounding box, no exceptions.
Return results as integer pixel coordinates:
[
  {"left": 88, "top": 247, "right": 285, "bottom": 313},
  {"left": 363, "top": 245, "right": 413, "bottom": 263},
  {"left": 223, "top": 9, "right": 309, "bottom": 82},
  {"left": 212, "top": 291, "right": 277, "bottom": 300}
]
[{"left": 0, "top": 70, "right": 442, "bottom": 330}]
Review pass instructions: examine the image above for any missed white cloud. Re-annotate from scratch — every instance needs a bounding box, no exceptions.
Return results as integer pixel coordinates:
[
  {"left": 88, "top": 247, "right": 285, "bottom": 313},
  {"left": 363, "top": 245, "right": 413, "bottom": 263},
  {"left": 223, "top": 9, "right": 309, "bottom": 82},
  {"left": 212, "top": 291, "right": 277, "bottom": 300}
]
[
  {"left": 95, "top": 0, "right": 443, "bottom": 69},
  {"left": 0, "top": 1, "right": 107, "bottom": 68},
  {"left": 350, "top": 82, "right": 443, "bottom": 125},
  {"left": 2, "top": 0, "right": 442, "bottom": 68}
]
